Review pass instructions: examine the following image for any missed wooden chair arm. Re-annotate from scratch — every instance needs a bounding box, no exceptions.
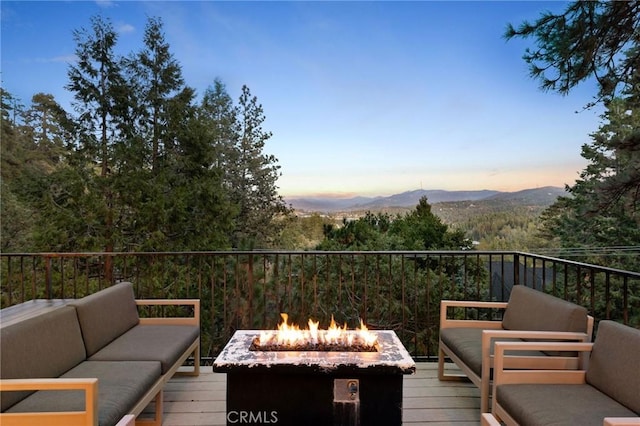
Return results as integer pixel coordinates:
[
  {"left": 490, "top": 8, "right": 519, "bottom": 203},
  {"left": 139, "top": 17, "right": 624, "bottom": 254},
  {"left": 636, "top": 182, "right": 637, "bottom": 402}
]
[
  {"left": 481, "top": 413, "right": 502, "bottom": 426},
  {"left": 494, "top": 340, "right": 594, "bottom": 357},
  {"left": 492, "top": 341, "right": 593, "bottom": 384},
  {"left": 115, "top": 414, "right": 136, "bottom": 426},
  {"left": 135, "top": 299, "right": 200, "bottom": 326},
  {"left": 482, "top": 329, "right": 591, "bottom": 346},
  {"left": 0, "top": 378, "right": 98, "bottom": 426},
  {"left": 481, "top": 329, "right": 591, "bottom": 370},
  {"left": 0, "top": 377, "right": 98, "bottom": 392},
  {"left": 440, "top": 300, "right": 508, "bottom": 329}
]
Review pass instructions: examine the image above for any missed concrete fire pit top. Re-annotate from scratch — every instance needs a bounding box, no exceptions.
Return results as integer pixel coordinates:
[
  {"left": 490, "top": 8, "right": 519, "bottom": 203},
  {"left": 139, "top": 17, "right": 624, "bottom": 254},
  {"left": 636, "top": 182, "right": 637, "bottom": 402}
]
[{"left": 213, "top": 330, "right": 416, "bottom": 375}]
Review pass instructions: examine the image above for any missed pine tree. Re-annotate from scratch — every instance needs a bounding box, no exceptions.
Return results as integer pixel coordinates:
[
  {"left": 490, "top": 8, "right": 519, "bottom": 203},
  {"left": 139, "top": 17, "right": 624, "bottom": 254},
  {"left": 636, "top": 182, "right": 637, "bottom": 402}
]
[
  {"left": 200, "top": 78, "right": 239, "bottom": 173},
  {"left": 22, "top": 93, "right": 70, "bottom": 165},
  {"left": 505, "top": 1, "right": 640, "bottom": 104},
  {"left": 540, "top": 93, "right": 640, "bottom": 271},
  {"left": 118, "top": 16, "right": 190, "bottom": 250},
  {"left": 129, "top": 16, "right": 185, "bottom": 172},
  {"left": 1, "top": 90, "right": 38, "bottom": 251},
  {"left": 229, "top": 85, "right": 289, "bottom": 249},
  {"left": 509, "top": 1, "right": 640, "bottom": 270},
  {"left": 164, "top": 88, "right": 235, "bottom": 250},
  {"left": 67, "top": 15, "right": 129, "bottom": 176},
  {"left": 40, "top": 14, "right": 131, "bottom": 271}
]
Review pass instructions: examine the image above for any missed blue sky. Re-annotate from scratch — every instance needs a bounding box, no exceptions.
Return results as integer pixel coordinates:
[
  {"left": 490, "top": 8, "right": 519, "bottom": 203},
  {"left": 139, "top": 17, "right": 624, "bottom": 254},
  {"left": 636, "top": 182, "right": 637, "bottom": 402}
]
[{"left": 1, "top": 1, "right": 602, "bottom": 197}]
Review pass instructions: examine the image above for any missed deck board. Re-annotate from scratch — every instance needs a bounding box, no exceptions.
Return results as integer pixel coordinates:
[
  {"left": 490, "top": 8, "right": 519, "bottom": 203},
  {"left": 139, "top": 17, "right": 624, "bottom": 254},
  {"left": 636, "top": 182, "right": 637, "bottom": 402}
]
[{"left": 160, "top": 363, "right": 480, "bottom": 425}]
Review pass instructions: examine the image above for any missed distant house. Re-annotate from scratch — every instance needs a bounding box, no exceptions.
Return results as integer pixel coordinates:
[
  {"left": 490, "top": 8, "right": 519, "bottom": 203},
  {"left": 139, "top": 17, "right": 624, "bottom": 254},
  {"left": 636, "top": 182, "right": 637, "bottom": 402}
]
[{"left": 488, "top": 261, "right": 557, "bottom": 301}]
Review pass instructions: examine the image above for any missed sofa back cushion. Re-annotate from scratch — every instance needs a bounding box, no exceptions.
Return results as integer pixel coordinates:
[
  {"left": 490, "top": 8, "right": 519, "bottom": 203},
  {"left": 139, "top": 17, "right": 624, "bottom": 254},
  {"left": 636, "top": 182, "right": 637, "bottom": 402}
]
[
  {"left": 586, "top": 320, "right": 640, "bottom": 414},
  {"left": 71, "top": 282, "right": 139, "bottom": 356},
  {"left": 502, "top": 285, "right": 588, "bottom": 333},
  {"left": 0, "top": 306, "right": 86, "bottom": 411}
]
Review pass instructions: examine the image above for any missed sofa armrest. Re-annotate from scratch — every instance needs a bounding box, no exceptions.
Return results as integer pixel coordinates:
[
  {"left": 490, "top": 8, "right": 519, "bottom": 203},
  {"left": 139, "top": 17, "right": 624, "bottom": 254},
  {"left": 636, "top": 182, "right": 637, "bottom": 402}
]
[
  {"left": 481, "top": 413, "right": 502, "bottom": 426},
  {"left": 115, "top": 414, "right": 136, "bottom": 426},
  {"left": 603, "top": 418, "right": 640, "bottom": 426},
  {"left": 492, "top": 341, "right": 593, "bottom": 385},
  {"left": 482, "top": 329, "right": 591, "bottom": 370},
  {"left": 0, "top": 378, "right": 98, "bottom": 426},
  {"left": 491, "top": 341, "right": 594, "bottom": 415},
  {"left": 136, "top": 299, "right": 200, "bottom": 326},
  {"left": 440, "top": 300, "right": 508, "bottom": 329}
]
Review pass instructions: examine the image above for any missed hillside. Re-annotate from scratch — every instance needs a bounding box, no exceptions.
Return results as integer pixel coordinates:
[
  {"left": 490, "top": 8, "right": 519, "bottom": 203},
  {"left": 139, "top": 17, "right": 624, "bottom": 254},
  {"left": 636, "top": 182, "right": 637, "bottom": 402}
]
[{"left": 286, "top": 186, "right": 567, "bottom": 213}]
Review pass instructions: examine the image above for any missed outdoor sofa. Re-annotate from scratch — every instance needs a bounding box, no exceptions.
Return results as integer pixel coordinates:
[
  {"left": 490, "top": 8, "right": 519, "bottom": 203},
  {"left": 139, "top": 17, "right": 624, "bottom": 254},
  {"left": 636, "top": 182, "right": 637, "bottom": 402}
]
[
  {"left": 0, "top": 282, "right": 200, "bottom": 426},
  {"left": 481, "top": 320, "right": 640, "bottom": 426},
  {"left": 438, "top": 285, "right": 593, "bottom": 413}
]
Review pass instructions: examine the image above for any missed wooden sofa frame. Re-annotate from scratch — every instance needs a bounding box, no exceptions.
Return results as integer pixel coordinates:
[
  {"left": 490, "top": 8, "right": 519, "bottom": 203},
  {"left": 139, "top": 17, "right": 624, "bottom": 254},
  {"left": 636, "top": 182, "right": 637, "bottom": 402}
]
[
  {"left": 438, "top": 295, "right": 594, "bottom": 413},
  {"left": 0, "top": 296, "right": 200, "bottom": 426},
  {"left": 482, "top": 414, "right": 640, "bottom": 426},
  {"left": 128, "top": 298, "right": 201, "bottom": 425},
  {"left": 481, "top": 338, "right": 640, "bottom": 426}
]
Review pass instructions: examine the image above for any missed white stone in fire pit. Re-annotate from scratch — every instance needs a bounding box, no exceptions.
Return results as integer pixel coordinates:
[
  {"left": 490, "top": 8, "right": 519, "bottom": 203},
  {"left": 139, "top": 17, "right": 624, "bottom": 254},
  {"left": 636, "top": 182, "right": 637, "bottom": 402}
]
[{"left": 213, "top": 330, "right": 416, "bottom": 374}]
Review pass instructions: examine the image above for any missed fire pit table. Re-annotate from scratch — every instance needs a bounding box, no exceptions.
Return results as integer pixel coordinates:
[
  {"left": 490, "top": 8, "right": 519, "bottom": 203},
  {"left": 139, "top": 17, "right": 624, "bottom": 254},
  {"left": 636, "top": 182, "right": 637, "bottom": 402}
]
[{"left": 213, "top": 329, "right": 415, "bottom": 426}]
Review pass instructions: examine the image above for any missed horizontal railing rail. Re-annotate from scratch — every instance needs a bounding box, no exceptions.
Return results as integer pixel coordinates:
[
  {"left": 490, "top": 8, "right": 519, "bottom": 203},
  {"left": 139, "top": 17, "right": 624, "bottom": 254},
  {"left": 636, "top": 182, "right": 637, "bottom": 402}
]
[{"left": 2, "top": 251, "right": 638, "bottom": 362}]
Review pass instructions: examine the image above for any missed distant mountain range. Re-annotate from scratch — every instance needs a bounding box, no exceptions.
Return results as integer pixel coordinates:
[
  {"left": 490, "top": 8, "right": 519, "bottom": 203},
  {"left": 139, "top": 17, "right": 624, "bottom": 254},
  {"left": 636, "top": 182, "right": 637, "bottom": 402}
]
[{"left": 285, "top": 186, "right": 567, "bottom": 213}]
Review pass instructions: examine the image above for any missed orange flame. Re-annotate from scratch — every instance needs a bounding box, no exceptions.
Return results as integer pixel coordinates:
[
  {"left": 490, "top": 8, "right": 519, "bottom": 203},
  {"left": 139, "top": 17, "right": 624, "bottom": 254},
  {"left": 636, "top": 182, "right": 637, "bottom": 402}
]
[{"left": 257, "top": 313, "right": 377, "bottom": 348}]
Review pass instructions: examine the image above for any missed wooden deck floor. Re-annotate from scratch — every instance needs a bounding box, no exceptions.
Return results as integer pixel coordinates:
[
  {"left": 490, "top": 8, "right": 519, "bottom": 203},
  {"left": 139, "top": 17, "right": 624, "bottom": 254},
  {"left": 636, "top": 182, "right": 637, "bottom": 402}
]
[{"left": 160, "top": 363, "right": 480, "bottom": 426}]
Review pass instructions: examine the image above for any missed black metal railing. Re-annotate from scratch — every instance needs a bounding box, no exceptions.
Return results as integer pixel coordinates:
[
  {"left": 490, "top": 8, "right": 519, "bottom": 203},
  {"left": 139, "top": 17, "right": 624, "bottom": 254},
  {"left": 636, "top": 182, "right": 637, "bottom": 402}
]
[{"left": 2, "top": 251, "right": 638, "bottom": 362}]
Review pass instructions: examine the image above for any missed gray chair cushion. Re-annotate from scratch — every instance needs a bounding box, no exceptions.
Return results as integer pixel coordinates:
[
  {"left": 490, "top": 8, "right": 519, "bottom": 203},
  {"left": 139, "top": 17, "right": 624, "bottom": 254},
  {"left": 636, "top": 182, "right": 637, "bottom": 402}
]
[
  {"left": 586, "top": 320, "right": 640, "bottom": 414},
  {"left": 502, "top": 286, "right": 588, "bottom": 333},
  {"left": 5, "top": 360, "right": 161, "bottom": 426},
  {"left": 440, "top": 328, "right": 539, "bottom": 377},
  {"left": 71, "top": 282, "right": 140, "bottom": 356},
  {"left": 496, "top": 383, "right": 637, "bottom": 426},
  {"left": 0, "top": 306, "right": 86, "bottom": 411},
  {"left": 88, "top": 324, "right": 200, "bottom": 374}
]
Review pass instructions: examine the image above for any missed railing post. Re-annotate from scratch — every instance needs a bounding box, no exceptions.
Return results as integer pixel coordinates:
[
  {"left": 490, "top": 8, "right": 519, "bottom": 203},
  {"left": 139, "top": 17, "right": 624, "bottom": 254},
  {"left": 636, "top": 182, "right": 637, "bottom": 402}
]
[
  {"left": 45, "top": 255, "right": 52, "bottom": 299},
  {"left": 623, "top": 276, "right": 629, "bottom": 325},
  {"left": 6, "top": 256, "right": 13, "bottom": 306},
  {"left": 513, "top": 253, "right": 520, "bottom": 286},
  {"left": 248, "top": 253, "right": 254, "bottom": 327},
  {"left": 105, "top": 253, "right": 113, "bottom": 285}
]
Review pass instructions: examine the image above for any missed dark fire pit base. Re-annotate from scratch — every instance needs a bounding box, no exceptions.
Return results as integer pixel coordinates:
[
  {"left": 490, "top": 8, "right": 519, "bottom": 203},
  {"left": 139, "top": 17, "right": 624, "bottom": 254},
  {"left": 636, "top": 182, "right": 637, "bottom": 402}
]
[
  {"left": 227, "top": 370, "right": 402, "bottom": 425},
  {"left": 214, "top": 330, "right": 415, "bottom": 426}
]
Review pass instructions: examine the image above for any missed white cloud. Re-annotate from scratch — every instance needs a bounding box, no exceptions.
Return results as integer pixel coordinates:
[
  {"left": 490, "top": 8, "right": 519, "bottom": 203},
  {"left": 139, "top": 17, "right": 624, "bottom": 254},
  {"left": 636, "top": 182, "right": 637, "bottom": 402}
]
[
  {"left": 118, "top": 23, "right": 135, "bottom": 34},
  {"left": 95, "top": 0, "right": 115, "bottom": 8},
  {"left": 50, "top": 55, "right": 77, "bottom": 63},
  {"left": 31, "top": 55, "right": 76, "bottom": 64}
]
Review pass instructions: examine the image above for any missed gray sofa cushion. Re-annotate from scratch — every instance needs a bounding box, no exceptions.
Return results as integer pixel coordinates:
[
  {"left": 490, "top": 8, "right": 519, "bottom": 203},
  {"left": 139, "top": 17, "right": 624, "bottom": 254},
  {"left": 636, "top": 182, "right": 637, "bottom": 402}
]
[
  {"left": 440, "top": 328, "right": 540, "bottom": 377},
  {"left": 71, "top": 282, "right": 140, "bottom": 356},
  {"left": 502, "top": 286, "right": 588, "bottom": 333},
  {"left": 88, "top": 324, "right": 200, "bottom": 374},
  {"left": 0, "top": 306, "right": 86, "bottom": 411},
  {"left": 496, "top": 383, "right": 637, "bottom": 426},
  {"left": 5, "top": 360, "right": 161, "bottom": 426},
  {"left": 586, "top": 320, "right": 640, "bottom": 414}
]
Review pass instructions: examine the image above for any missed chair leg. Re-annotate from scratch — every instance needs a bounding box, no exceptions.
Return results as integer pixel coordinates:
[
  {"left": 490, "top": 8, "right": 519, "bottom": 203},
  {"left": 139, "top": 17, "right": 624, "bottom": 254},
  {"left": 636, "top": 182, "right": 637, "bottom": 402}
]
[
  {"left": 438, "top": 346, "right": 446, "bottom": 380},
  {"left": 438, "top": 344, "right": 467, "bottom": 381},
  {"left": 135, "top": 390, "right": 163, "bottom": 426},
  {"left": 480, "top": 378, "right": 490, "bottom": 413},
  {"left": 193, "top": 345, "right": 200, "bottom": 376},
  {"left": 480, "top": 363, "right": 491, "bottom": 413},
  {"left": 175, "top": 345, "right": 200, "bottom": 377}
]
